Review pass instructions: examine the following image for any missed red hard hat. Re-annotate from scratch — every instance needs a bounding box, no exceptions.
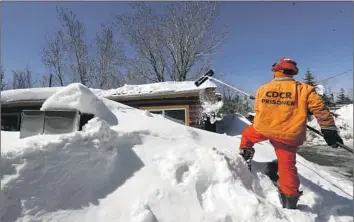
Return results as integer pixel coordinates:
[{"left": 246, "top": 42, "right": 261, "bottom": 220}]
[{"left": 271, "top": 57, "right": 299, "bottom": 75}]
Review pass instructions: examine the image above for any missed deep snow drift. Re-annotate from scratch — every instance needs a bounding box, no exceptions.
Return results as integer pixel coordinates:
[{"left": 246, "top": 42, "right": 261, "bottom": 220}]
[{"left": 1, "top": 85, "right": 353, "bottom": 222}]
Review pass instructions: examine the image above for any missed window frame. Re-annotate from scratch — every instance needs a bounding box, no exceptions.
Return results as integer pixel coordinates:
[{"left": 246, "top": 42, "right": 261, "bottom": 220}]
[{"left": 139, "top": 105, "right": 190, "bottom": 126}]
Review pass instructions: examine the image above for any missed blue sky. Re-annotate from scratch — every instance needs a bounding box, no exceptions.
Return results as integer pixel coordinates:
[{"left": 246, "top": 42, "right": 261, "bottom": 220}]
[{"left": 1, "top": 1, "right": 352, "bottom": 94}]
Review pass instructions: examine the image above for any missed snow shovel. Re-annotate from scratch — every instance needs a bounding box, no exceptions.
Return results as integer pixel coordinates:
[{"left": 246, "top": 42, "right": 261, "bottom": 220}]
[
  {"left": 306, "top": 125, "right": 353, "bottom": 154},
  {"left": 194, "top": 70, "right": 255, "bottom": 100},
  {"left": 194, "top": 70, "right": 215, "bottom": 87}
]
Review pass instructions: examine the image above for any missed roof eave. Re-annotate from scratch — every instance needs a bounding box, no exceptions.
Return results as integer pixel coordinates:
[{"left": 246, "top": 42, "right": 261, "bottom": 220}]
[{"left": 1, "top": 87, "right": 216, "bottom": 106}]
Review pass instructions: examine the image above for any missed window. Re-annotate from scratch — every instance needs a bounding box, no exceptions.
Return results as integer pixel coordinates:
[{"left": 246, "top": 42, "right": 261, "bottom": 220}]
[
  {"left": 19, "top": 110, "right": 81, "bottom": 139},
  {"left": 164, "top": 109, "right": 186, "bottom": 125},
  {"left": 1, "top": 113, "right": 21, "bottom": 131},
  {"left": 139, "top": 105, "right": 190, "bottom": 126},
  {"left": 150, "top": 110, "right": 163, "bottom": 115}
]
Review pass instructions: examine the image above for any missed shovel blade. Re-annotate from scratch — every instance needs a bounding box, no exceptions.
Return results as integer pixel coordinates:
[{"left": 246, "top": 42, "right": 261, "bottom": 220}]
[{"left": 194, "top": 70, "right": 214, "bottom": 87}]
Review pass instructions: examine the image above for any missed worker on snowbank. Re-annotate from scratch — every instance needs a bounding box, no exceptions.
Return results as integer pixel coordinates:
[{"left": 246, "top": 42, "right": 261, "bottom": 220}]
[{"left": 239, "top": 57, "right": 343, "bottom": 209}]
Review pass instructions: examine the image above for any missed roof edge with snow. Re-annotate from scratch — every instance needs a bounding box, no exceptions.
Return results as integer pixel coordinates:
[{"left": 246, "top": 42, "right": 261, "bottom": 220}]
[{"left": 1, "top": 81, "right": 216, "bottom": 104}]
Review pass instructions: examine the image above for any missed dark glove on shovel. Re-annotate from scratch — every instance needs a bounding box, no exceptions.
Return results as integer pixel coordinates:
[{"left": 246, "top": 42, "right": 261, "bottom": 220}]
[{"left": 321, "top": 129, "right": 344, "bottom": 148}]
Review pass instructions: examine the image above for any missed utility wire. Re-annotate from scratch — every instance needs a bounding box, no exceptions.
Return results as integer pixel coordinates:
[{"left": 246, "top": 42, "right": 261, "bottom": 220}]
[{"left": 317, "top": 69, "right": 352, "bottom": 84}]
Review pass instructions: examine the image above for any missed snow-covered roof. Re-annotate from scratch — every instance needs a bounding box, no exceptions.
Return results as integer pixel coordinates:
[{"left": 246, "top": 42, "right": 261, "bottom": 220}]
[
  {"left": 1, "top": 80, "right": 216, "bottom": 104},
  {"left": 1, "top": 87, "right": 64, "bottom": 103},
  {"left": 100, "top": 80, "right": 216, "bottom": 100}
]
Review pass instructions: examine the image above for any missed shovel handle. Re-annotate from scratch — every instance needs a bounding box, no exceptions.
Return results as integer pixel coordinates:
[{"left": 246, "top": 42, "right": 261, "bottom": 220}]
[{"left": 306, "top": 125, "right": 353, "bottom": 153}]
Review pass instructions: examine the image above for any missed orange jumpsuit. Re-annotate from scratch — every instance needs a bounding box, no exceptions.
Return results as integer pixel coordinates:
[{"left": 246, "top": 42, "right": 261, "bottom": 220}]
[{"left": 240, "top": 71, "right": 336, "bottom": 196}]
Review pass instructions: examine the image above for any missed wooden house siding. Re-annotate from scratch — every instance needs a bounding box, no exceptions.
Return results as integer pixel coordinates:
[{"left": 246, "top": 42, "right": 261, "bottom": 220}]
[{"left": 115, "top": 96, "right": 205, "bottom": 128}]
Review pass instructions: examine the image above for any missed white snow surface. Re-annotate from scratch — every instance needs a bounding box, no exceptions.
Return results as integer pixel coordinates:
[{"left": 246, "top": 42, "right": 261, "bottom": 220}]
[
  {"left": 40, "top": 83, "right": 118, "bottom": 126},
  {"left": 307, "top": 104, "right": 353, "bottom": 145},
  {"left": 0, "top": 87, "right": 104, "bottom": 103},
  {"left": 100, "top": 80, "right": 216, "bottom": 98},
  {"left": 1, "top": 80, "right": 216, "bottom": 103},
  {"left": 1, "top": 88, "right": 353, "bottom": 222},
  {"left": 216, "top": 113, "right": 252, "bottom": 137},
  {"left": 201, "top": 100, "right": 224, "bottom": 124}
]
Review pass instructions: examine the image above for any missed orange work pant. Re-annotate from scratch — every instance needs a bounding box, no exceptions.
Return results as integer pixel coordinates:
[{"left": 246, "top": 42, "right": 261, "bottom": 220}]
[{"left": 240, "top": 125, "right": 300, "bottom": 196}]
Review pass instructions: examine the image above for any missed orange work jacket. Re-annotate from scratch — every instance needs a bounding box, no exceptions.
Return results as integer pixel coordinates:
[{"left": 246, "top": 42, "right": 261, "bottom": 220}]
[{"left": 253, "top": 76, "right": 336, "bottom": 146}]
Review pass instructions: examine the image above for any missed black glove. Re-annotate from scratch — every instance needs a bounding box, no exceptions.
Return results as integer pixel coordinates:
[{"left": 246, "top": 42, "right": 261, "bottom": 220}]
[{"left": 321, "top": 129, "right": 344, "bottom": 148}]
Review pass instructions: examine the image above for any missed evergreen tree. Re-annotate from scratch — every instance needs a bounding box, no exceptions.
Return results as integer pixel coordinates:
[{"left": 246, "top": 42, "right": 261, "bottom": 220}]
[
  {"left": 322, "top": 94, "right": 335, "bottom": 107},
  {"left": 337, "top": 88, "right": 347, "bottom": 104},
  {"left": 344, "top": 96, "right": 353, "bottom": 104},
  {"left": 303, "top": 68, "right": 316, "bottom": 86},
  {"left": 218, "top": 87, "right": 253, "bottom": 116}
]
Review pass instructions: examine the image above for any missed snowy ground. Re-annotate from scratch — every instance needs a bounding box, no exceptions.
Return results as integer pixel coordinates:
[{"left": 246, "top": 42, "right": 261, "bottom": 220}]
[
  {"left": 1, "top": 83, "right": 353, "bottom": 222},
  {"left": 297, "top": 144, "right": 353, "bottom": 179}
]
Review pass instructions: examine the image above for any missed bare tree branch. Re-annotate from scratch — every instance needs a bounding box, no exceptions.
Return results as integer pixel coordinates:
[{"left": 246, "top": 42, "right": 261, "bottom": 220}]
[
  {"left": 94, "top": 24, "right": 126, "bottom": 89},
  {"left": 56, "top": 7, "right": 91, "bottom": 86},
  {"left": 113, "top": 2, "right": 167, "bottom": 82},
  {"left": 162, "top": 2, "right": 227, "bottom": 81},
  {"left": 125, "top": 67, "right": 148, "bottom": 85},
  {"left": 11, "top": 67, "right": 34, "bottom": 89},
  {"left": 41, "top": 30, "right": 67, "bottom": 87},
  {"left": 114, "top": 2, "right": 226, "bottom": 82}
]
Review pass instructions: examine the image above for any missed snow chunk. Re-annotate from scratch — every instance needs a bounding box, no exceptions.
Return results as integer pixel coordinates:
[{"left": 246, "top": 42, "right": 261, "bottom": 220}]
[
  {"left": 315, "top": 85, "right": 325, "bottom": 96},
  {"left": 199, "top": 90, "right": 224, "bottom": 124},
  {"left": 41, "top": 83, "right": 118, "bottom": 126},
  {"left": 201, "top": 100, "right": 224, "bottom": 124}
]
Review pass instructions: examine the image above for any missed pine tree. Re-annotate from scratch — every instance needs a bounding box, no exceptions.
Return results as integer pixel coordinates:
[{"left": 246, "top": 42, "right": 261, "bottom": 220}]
[
  {"left": 322, "top": 94, "right": 335, "bottom": 107},
  {"left": 337, "top": 88, "right": 346, "bottom": 104},
  {"left": 303, "top": 68, "right": 316, "bottom": 86}
]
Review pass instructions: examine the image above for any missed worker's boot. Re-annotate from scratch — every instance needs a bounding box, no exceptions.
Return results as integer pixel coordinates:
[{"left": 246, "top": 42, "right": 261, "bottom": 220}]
[
  {"left": 239, "top": 148, "right": 255, "bottom": 171},
  {"left": 264, "top": 159, "right": 279, "bottom": 185},
  {"left": 278, "top": 191, "right": 303, "bottom": 209}
]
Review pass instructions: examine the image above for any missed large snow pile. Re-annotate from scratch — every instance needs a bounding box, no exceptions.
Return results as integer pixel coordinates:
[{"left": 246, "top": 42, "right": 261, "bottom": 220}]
[
  {"left": 1, "top": 87, "right": 353, "bottom": 222},
  {"left": 307, "top": 104, "right": 353, "bottom": 145},
  {"left": 40, "top": 83, "right": 118, "bottom": 126}
]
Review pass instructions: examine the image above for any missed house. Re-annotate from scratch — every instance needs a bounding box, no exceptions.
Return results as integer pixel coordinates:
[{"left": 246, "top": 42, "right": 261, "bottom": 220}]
[{"left": 1, "top": 81, "right": 222, "bottom": 132}]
